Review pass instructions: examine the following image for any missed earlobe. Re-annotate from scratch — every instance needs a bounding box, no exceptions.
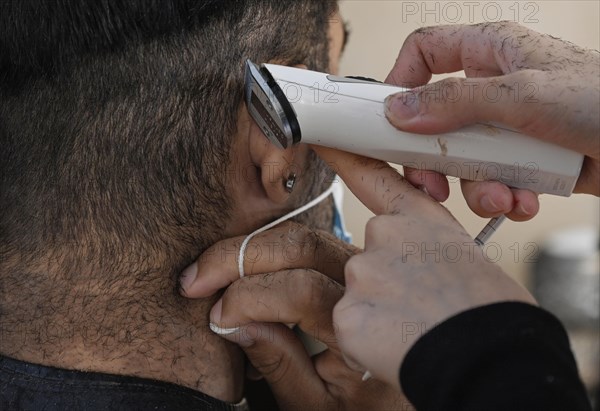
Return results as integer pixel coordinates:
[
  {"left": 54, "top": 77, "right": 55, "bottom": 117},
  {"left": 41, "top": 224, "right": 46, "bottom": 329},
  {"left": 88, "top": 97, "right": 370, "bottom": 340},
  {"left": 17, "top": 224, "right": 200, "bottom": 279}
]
[
  {"left": 248, "top": 117, "right": 300, "bottom": 204},
  {"left": 244, "top": 63, "right": 309, "bottom": 205}
]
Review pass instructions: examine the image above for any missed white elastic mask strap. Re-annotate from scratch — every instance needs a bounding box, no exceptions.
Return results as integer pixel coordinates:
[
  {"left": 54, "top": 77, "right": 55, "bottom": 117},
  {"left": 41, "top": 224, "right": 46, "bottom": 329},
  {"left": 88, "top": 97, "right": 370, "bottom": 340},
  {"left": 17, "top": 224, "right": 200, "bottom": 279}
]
[{"left": 238, "top": 180, "right": 337, "bottom": 278}]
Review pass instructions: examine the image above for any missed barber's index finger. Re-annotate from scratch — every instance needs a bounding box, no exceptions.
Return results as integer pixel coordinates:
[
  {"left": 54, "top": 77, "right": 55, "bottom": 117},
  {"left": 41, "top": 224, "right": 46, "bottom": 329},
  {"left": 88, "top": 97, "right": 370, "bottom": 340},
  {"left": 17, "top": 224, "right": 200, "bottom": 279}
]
[
  {"left": 386, "top": 24, "right": 519, "bottom": 87},
  {"left": 312, "top": 146, "right": 431, "bottom": 216}
]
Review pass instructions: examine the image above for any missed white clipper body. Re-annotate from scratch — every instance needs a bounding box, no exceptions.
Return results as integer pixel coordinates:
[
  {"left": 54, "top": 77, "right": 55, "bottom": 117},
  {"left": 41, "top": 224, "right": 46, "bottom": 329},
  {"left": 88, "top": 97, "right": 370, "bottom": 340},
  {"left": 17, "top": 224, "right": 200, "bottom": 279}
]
[{"left": 245, "top": 61, "right": 583, "bottom": 196}]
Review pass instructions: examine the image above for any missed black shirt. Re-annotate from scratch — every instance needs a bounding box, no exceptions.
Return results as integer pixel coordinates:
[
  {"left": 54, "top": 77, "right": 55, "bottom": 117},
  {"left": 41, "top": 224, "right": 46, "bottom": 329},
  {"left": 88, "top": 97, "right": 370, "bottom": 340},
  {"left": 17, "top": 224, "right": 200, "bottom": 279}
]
[
  {"left": 0, "top": 355, "right": 248, "bottom": 411},
  {"left": 400, "top": 302, "right": 592, "bottom": 411}
]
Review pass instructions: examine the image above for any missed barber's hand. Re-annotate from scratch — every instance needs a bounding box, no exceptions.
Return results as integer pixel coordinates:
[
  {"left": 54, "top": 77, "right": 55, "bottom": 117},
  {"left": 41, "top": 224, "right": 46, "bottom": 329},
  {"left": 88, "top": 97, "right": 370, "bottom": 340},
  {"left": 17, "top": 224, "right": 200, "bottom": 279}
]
[
  {"left": 180, "top": 222, "right": 412, "bottom": 410},
  {"left": 385, "top": 21, "right": 600, "bottom": 220},
  {"left": 179, "top": 222, "right": 356, "bottom": 298},
  {"left": 313, "top": 146, "right": 536, "bottom": 391}
]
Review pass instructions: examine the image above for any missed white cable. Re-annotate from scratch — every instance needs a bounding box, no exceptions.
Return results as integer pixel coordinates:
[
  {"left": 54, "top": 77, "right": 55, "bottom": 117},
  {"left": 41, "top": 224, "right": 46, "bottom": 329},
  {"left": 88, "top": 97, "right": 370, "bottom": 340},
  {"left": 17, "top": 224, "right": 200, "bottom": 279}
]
[
  {"left": 211, "top": 180, "right": 337, "bottom": 336},
  {"left": 237, "top": 181, "right": 336, "bottom": 279}
]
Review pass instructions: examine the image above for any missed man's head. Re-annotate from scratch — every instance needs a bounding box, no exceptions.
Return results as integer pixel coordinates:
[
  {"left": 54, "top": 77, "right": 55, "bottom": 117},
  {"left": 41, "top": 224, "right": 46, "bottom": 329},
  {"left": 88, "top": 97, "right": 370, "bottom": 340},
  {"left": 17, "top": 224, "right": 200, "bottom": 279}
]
[{"left": 0, "top": 0, "right": 340, "bottom": 281}]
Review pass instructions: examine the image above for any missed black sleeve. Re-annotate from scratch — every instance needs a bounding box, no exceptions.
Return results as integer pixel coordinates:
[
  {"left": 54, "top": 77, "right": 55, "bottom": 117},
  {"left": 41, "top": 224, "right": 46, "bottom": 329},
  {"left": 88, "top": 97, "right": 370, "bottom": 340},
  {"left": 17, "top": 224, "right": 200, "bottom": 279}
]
[{"left": 399, "top": 302, "right": 592, "bottom": 411}]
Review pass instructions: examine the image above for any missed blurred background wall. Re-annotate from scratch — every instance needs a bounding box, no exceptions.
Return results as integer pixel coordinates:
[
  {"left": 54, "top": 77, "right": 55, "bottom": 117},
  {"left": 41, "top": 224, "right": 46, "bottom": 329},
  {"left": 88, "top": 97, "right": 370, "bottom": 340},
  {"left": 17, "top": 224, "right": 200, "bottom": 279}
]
[{"left": 337, "top": 0, "right": 599, "bottom": 401}]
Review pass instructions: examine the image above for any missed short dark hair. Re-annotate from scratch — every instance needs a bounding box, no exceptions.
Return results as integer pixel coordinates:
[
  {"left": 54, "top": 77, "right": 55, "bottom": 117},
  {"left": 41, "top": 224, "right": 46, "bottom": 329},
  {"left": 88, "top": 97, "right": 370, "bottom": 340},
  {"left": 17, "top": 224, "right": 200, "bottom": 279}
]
[{"left": 0, "top": 0, "right": 336, "bottom": 276}]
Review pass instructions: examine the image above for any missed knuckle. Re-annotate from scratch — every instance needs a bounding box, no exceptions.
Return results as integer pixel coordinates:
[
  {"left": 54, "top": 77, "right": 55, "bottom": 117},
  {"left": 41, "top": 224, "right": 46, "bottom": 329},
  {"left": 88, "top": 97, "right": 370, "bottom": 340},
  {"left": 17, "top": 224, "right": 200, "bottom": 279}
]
[
  {"left": 476, "top": 20, "right": 520, "bottom": 35},
  {"left": 440, "top": 76, "right": 464, "bottom": 88},
  {"left": 300, "top": 229, "right": 320, "bottom": 255},
  {"left": 225, "top": 275, "right": 255, "bottom": 304},
  {"left": 344, "top": 254, "right": 368, "bottom": 287},
  {"left": 344, "top": 255, "right": 358, "bottom": 278},
  {"left": 332, "top": 300, "right": 349, "bottom": 331},
  {"left": 287, "top": 267, "right": 314, "bottom": 283},
  {"left": 248, "top": 348, "right": 289, "bottom": 383},
  {"left": 285, "top": 223, "right": 318, "bottom": 252},
  {"left": 439, "top": 77, "right": 468, "bottom": 100},
  {"left": 365, "top": 215, "right": 399, "bottom": 240},
  {"left": 286, "top": 268, "right": 320, "bottom": 305},
  {"left": 289, "top": 268, "right": 339, "bottom": 310},
  {"left": 365, "top": 216, "right": 387, "bottom": 238},
  {"left": 402, "top": 30, "right": 421, "bottom": 50},
  {"left": 196, "top": 242, "right": 224, "bottom": 267},
  {"left": 285, "top": 220, "right": 308, "bottom": 237},
  {"left": 406, "top": 25, "right": 436, "bottom": 43},
  {"left": 332, "top": 298, "right": 361, "bottom": 344},
  {"left": 494, "top": 20, "right": 521, "bottom": 32}
]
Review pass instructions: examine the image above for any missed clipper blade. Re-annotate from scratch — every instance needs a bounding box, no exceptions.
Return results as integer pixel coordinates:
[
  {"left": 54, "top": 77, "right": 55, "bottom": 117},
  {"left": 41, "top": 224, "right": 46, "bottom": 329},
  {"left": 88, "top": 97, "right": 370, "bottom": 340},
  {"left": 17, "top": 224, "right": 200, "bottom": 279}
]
[{"left": 244, "top": 60, "right": 300, "bottom": 149}]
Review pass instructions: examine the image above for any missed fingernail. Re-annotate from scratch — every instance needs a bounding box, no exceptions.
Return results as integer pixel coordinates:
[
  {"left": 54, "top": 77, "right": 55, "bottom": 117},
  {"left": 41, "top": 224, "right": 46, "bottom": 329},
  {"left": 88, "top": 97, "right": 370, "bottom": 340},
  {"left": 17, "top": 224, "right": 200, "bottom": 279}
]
[
  {"left": 210, "top": 298, "right": 223, "bottom": 323},
  {"left": 516, "top": 201, "right": 531, "bottom": 216},
  {"left": 385, "top": 92, "right": 418, "bottom": 122},
  {"left": 209, "top": 322, "right": 240, "bottom": 336},
  {"left": 179, "top": 262, "right": 197, "bottom": 292},
  {"left": 481, "top": 195, "right": 502, "bottom": 213}
]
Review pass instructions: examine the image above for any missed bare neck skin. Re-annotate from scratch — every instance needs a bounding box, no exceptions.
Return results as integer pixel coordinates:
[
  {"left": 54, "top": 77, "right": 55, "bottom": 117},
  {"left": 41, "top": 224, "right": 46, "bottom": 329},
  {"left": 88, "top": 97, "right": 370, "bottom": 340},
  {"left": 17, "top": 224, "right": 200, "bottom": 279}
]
[
  {"left": 0, "top": 200, "right": 333, "bottom": 403},
  {"left": 0, "top": 250, "right": 245, "bottom": 402}
]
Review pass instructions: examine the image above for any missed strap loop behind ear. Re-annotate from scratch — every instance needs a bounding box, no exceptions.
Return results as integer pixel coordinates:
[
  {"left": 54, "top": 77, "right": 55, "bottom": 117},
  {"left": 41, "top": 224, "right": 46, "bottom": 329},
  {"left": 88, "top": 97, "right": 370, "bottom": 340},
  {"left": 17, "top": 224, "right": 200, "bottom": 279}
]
[{"left": 238, "top": 179, "right": 337, "bottom": 278}]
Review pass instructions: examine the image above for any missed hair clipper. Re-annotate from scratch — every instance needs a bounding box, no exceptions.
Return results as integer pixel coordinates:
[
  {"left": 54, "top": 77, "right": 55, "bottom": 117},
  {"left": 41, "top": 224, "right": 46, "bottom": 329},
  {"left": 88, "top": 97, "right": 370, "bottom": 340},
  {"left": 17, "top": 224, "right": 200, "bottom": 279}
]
[{"left": 244, "top": 60, "right": 583, "bottom": 196}]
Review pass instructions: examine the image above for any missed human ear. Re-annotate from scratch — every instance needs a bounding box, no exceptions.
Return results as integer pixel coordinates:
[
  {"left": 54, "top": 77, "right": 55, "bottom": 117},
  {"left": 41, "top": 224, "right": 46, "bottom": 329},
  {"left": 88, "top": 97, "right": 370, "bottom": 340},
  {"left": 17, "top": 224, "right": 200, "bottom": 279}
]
[
  {"left": 246, "top": 63, "right": 309, "bottom": 205},
  {"left": 247, "top": 116, "right": 301, "bottom": 205}
]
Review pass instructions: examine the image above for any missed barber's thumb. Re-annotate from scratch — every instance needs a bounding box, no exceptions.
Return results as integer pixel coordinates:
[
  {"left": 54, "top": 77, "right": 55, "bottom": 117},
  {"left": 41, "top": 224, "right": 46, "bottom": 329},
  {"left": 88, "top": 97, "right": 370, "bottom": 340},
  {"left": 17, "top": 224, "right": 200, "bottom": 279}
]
[
  {"left": 385, "top": 77, "right": 485, "bottom": 134},
  {"left": 384, "top": 91, "right": 420, "bottom": 125}
]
